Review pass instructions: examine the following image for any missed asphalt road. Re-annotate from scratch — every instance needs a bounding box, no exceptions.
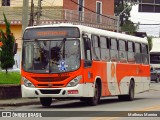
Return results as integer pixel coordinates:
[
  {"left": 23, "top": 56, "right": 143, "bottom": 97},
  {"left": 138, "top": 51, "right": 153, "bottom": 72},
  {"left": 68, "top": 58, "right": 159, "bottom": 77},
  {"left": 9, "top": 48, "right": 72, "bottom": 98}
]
[{"left": 1, "top": 82, "right": 160, "bottom": 120}]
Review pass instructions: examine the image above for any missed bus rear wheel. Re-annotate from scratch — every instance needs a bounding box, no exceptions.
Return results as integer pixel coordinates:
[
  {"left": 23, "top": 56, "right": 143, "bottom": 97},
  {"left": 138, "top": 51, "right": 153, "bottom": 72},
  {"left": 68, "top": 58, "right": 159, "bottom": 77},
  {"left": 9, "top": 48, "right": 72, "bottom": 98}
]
[
  {"left": 40, "top": 97, "right": 52, "bottom": 107},
  {"left": 118, "top": 80, "right": 135, "bottom": 101}
]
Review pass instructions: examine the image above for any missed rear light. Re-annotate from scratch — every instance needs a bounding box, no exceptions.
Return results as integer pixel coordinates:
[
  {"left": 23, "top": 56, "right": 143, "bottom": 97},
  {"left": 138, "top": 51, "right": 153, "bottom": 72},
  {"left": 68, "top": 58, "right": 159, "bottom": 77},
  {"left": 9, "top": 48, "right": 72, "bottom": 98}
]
[{"left": 68, "top": 90, "right": 79, "bottom": 94}]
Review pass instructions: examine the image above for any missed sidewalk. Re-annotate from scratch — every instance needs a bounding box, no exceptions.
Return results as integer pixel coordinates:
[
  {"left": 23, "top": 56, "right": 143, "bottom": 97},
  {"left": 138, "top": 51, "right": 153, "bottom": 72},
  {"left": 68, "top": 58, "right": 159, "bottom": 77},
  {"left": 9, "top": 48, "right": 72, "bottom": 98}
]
[{"left": 0, "top": 98, "right": 40, "bottom": 106}]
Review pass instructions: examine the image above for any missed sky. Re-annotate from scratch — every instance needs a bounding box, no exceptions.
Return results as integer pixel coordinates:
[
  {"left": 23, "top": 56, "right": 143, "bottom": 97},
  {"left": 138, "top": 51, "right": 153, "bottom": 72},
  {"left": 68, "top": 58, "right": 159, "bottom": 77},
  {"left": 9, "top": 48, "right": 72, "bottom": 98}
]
[{"left": 130, "top": 5, "right": 160, "bottom": 37}]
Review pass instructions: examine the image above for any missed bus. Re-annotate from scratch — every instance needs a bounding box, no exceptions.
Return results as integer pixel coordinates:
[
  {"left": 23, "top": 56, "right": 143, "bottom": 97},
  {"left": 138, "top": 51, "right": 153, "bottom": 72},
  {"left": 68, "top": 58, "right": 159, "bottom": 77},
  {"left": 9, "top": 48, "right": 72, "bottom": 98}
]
[
  {"left": 21, "top": 24, "right": 150, "bottom": 106},
  {"left": 150, "top": 38, "right": 160, "bottom": 69},
  {"left": 150, "top": 38, "right": 160, "bottom": 83}
]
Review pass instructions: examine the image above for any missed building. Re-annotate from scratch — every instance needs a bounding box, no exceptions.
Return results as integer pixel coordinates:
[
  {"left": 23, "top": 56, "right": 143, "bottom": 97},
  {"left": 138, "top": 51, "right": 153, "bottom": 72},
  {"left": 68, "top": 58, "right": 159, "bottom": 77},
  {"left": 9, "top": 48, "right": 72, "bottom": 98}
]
[{"left": 0, "top": 0, "right": 117, "bottom": 54}]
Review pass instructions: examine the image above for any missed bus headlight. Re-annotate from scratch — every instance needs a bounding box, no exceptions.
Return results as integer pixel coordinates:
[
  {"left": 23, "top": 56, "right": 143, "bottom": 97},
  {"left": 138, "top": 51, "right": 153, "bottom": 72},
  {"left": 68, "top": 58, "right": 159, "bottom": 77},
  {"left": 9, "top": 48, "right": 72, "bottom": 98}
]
[
  {"left": 22, "top": 77, "right": 35, "bottom": 88},
  {"left": 67, "top": 75, "right": 82, "bottom": 87}
]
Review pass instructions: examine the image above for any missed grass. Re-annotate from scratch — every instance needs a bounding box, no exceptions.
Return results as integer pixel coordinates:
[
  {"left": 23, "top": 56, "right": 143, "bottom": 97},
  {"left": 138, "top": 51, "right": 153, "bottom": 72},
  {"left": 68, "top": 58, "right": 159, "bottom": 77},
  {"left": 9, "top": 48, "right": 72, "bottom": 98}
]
[{"left": 0, "top": 72, "right": 21, "bottom": 84}]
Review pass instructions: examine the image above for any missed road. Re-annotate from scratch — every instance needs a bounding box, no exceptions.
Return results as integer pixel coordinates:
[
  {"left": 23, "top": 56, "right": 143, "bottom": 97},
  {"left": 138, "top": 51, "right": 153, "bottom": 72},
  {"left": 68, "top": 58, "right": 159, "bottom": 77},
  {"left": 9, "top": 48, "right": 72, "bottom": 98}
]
[{"left": 1, "top": 82, "right": 160, "bottom": 120}]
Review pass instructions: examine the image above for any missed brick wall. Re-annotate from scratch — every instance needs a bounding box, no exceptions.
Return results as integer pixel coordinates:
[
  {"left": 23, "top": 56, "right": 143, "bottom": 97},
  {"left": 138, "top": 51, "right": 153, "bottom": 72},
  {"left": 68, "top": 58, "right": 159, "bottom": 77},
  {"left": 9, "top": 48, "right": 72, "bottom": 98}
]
[{"left": 63, "top": 0, "right": 114, "bottom": 15}]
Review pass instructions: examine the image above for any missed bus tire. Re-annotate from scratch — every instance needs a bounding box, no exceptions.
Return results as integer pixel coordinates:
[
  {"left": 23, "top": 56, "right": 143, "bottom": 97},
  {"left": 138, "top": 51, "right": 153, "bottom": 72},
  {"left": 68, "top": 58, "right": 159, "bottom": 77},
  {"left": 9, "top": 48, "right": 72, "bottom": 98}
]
[
  {"left": 87, "top": 82, "right": 100, "bottom": 106},
  {"left": 118, "top": 80, "right": 135, "bottom": 101},
  {"left": 155, "top": 77, "right": 159, "bottom": 83},
  {"left": 40, "top": 97, "right": 52, "bottom": 107}
]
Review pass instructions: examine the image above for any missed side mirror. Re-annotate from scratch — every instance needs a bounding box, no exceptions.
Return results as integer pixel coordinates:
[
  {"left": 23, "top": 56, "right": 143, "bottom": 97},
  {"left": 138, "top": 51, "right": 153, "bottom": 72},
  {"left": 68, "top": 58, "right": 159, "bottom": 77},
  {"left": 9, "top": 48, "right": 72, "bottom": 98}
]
[{"left": 13, "top": 43, "right": 18, "bottom": 54}]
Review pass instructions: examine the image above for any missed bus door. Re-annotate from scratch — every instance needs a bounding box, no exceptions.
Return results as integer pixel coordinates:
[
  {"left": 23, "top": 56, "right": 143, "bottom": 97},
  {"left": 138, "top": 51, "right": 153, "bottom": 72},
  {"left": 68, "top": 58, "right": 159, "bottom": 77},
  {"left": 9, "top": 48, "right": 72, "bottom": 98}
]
[{"left": 82, "top": 33, "right": 94, "bottom": 96}]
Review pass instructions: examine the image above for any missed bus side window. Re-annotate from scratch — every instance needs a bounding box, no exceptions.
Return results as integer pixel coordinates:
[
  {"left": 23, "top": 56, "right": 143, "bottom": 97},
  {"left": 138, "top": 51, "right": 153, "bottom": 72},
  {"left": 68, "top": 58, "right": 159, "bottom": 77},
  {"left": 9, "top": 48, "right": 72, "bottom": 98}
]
[
  {"left": 141, "top": 43, "right": 149, "bottom": 64},
  {"left": 135, "top": 42, "right": 142, "bottom": 64},
  {"left": 100, "top": 36, "right": 110, "bottom": 61},
  {"left": 127, "top": 41, "right": 135, "bottom": 63},
  {"left": 119, "top": 40, "right": 127, "bottom": 63},
  {"left": 83, "top": 37, "right": 92, "bottom": 67},
  {"left": 92, "top": 35, "right": 101, "bottom": 60},
  {"left": 110, "top": 38, "right": 118, "bottom": 62}
]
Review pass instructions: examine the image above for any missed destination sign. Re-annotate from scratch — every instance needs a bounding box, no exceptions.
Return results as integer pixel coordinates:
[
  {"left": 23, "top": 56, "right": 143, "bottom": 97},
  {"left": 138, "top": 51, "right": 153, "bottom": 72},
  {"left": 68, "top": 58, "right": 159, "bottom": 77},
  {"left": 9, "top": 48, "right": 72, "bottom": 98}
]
[{"left": 23, "top": 27, "right": 80, "bottom": 40}]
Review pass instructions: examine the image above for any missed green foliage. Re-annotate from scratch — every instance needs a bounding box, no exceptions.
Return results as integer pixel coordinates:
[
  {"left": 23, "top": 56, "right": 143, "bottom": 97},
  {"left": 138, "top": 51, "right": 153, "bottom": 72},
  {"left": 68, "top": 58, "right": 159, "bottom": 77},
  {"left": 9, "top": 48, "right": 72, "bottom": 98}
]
[
  {"left": 0, "top": 13, "right": 15, "bottom": 73},
  {"left": 114, "top": 0, "right": 138, "bottom": 34},
  {"left": 0, "top": 72, "right": 20, "bottom": 84},
  {"left": 147, "top": 36, "right": 153, "bottom": 51}
]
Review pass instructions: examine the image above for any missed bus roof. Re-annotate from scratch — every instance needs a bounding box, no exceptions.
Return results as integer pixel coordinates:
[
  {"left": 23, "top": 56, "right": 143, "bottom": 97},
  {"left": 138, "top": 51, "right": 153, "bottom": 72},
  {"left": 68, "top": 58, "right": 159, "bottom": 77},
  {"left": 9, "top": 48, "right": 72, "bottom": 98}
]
[
  {"left": 150, "top": 38, "right": 160, "bottom": 53},
  {"left": 25, "top": 24, "right": 148, "bottom": 44}
]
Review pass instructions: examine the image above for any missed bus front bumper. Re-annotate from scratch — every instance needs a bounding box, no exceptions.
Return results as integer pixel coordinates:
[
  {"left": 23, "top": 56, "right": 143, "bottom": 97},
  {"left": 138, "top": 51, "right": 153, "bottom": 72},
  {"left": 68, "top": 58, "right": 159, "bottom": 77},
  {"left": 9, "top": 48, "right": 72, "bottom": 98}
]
[{"left": 21, "top": 83, "right": 94, "bottom": 98}]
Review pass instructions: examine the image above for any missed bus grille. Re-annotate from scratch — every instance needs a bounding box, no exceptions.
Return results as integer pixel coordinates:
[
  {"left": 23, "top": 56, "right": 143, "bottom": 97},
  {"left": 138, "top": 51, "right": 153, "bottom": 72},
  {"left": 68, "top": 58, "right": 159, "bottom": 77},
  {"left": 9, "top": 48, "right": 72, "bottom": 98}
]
[
  {"left": 32, "top": 76, "right": 69, "bottom": 82},
  {"left": 37, "top": 84, "right": 64, "bottom": 88},
  {"left": 40, "top": 89, "right": 61, "bottom": 94}
]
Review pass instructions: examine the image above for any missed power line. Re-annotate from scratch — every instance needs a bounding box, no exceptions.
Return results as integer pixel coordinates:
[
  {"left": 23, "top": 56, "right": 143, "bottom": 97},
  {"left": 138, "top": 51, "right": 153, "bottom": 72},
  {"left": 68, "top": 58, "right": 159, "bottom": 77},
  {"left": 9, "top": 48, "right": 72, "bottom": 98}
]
[{"left": 70, "top": 0, "right": 116, "bottom": 20}]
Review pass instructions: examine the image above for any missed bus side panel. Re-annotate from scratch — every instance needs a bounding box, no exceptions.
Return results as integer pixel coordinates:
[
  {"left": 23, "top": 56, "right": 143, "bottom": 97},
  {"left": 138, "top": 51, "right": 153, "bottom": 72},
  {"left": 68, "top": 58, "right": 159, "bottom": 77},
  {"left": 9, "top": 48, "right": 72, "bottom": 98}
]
[
  {"left": 83, "top": 61, "right": 111, "bottom": 97},
  {"left": 116, "top": 63, "right": 150, "bottom": 94}
]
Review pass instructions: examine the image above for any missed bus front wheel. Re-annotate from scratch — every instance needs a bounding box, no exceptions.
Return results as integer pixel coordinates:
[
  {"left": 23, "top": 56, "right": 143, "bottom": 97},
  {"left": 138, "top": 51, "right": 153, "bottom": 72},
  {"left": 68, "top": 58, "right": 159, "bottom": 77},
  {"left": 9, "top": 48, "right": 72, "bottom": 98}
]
[
  {"left": 87, "top": 82, "right": 100, "bottom": 106},
  {"left": 40, "top": 97, "right": 52, "bottom": 107}
]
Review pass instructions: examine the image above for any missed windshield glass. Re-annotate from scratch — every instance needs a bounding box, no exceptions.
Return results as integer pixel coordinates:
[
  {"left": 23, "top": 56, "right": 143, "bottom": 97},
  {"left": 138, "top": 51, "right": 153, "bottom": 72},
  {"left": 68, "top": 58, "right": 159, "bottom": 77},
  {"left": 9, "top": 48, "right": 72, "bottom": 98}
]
[
  {"left": 22, "top": 39, "right": 80, "bottom": 73},
  {"left": 150, "top": 54, "right": 160, "bottom": 64}
]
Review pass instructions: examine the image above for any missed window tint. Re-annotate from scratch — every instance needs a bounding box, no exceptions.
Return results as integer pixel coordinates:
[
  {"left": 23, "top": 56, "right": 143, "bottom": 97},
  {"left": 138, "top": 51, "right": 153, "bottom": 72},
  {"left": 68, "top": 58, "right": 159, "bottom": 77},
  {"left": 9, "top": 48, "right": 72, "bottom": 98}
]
[
  {"left": 92, "top": 35, "right": 100, "bottom": 60},
  {"left": 141, "top": 44, "right": 148, "bottom": 54},
  {"left": 110, "top": 38, "right": 118, "bottom": 62},
  {"left": 2, "top": 0, "right": 10, "bottom": 6},
  {"left": 100, "top": 37, "right": 110, "bottom": 61},
  {"left": 135, "top": 43, "right": 142, "bottom": 63},
  {"left": 119, "top": 40, "right": 127, "bottom": 63},
  {"left": 92, "top": 35, "right": 99, "bottom": 47},
  {"left": 127, "top": 41, "right": 135, "bottom": 63},
  {"left": 100, "top": 37, "right": 107, "bottom": 48},
  {"left": 111, "top": 38, "right": 117, "bottom": 50},
  {"left": 141, "top": 44, "right": 149, "bottom": 64},
  {"left": 119, "top": 40, "right": 126, "bottom": 51},
  {"left": 135, "top": 43, "right": 141, "bottom": 53}
]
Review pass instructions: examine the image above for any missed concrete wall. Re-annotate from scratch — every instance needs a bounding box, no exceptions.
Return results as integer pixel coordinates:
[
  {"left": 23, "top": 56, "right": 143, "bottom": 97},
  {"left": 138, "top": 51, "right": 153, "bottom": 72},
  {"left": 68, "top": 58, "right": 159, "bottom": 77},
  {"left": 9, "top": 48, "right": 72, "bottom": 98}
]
[{"left": 0, "top": 85, "right": 21, "bottom": 99}]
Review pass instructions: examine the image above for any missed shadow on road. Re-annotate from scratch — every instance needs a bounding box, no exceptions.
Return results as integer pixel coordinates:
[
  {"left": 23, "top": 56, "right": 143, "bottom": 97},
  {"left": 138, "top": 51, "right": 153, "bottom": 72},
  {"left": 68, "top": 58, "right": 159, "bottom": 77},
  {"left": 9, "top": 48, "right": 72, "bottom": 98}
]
[{"left": 35, "top": 97, "right": 145, "bottom": 109}]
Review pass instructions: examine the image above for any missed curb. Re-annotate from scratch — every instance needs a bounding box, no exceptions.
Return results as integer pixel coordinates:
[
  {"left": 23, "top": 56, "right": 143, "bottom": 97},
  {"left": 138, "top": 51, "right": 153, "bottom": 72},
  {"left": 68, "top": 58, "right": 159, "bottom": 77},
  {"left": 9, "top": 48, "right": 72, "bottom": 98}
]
[{"left": 0, "top": 98, "right": 40, "bottom": 107}]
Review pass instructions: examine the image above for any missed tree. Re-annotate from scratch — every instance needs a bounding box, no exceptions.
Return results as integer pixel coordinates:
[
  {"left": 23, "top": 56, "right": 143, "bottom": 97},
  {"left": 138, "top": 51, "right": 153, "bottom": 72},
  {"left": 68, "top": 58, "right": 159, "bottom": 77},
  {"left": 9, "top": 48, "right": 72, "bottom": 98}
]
[
  {"left": 147, "top": 36, "right": 153, "bottom": 51},
  {"left": 114, "top": 0, "right": 138, "bottom": 34},
  {"left": 0, "top": 13, "right": 15, "bottom": 73}
]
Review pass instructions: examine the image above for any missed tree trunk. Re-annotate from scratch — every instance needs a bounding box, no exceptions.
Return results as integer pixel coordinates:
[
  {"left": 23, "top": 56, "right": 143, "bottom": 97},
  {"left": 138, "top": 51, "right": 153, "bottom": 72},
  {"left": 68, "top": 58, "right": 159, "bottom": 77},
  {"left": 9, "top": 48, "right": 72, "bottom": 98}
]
[{"left": 5, "top": 68, "right": 8, "bottom": 74}]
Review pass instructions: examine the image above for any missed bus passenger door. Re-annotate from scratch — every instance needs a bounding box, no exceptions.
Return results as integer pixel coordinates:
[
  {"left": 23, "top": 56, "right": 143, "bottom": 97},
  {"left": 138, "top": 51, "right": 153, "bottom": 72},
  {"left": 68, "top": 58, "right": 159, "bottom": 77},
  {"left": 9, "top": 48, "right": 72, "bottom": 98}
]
[{"left": 82, "top": 34, "right": 94, "bottom": 97}]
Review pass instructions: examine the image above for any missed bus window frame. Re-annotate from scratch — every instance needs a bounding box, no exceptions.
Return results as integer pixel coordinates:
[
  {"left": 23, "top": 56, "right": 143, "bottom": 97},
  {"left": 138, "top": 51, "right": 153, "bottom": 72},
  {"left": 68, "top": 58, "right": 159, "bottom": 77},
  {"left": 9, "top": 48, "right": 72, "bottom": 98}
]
[
  {"left": 99, "top": 36, "right": 110, "bottom": 61},
  {"left": 110, "top": 38, "right": 119, "bottom": 62},
  {"left": 91, "top": 34, "right": 101, "bottom": 61}
]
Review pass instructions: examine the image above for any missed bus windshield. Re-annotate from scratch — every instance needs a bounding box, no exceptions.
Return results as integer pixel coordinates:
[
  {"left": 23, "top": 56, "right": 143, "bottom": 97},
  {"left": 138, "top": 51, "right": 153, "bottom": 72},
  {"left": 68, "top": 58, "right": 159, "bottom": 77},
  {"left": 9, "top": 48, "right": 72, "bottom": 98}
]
[
  {"left": 22, "top": 39, "right": 80, "bottom": 73},
  {"left": 150, "top": 54, "right": 160, "bottom": 64}
]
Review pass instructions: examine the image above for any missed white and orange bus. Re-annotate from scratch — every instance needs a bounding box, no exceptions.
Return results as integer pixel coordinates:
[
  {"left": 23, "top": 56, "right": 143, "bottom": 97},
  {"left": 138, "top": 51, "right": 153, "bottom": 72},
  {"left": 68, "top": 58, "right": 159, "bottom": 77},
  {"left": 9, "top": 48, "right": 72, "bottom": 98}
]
[{"left": 21, "top": 24, "right": 150, "bottom": 106}]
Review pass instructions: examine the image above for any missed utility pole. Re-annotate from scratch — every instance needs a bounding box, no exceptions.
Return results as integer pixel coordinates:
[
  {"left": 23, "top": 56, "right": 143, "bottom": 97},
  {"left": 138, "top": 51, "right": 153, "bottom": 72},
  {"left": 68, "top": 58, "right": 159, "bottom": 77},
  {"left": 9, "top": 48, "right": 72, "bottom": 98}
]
[
  {"left": 117, "top": 5, "right": 130, "bottom": 33},
  {"left": 37, "top": 0, "right": 42, "bottom": 25},
  {"left": 29, "top": 0, "right": 34, "bottom": 26},
  {"left": 22, "top": 0, "right": 29, "bottom": 33}
]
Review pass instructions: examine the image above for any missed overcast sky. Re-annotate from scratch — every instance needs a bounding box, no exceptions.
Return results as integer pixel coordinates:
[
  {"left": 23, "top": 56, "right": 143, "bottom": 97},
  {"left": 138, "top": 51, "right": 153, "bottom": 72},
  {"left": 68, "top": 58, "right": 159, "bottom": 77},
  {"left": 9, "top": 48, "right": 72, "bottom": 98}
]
[{"left": 130, "top": 5, "right": 160, "bottom": 37}]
